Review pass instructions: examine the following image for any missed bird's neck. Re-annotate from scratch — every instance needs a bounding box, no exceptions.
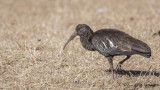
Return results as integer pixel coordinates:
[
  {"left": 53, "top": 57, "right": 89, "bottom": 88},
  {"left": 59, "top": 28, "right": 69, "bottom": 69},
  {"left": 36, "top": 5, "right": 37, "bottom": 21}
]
[{"left": 80, "top": 31, "right": 95, "bottom": 51}]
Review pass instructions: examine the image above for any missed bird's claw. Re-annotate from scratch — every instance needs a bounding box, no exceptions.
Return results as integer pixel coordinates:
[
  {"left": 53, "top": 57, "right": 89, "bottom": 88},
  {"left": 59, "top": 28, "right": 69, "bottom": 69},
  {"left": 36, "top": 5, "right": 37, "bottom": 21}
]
[{"left": 116, "top": 64, "right": 122, "bottom": 71}]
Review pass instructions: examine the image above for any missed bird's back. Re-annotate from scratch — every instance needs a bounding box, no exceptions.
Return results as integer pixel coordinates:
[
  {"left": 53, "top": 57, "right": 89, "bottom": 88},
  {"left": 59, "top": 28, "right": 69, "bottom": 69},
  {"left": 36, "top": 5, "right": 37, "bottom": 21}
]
[{"left": 91, "top": 29, "right": 151, "bottom": 57}]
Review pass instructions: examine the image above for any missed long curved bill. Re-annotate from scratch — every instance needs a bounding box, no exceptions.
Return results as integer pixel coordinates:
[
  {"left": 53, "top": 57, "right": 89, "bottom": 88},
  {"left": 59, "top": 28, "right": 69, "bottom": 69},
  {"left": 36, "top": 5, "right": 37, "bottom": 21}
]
[{"left": 63, "top": 31, "right": 77, "bottom": 50}]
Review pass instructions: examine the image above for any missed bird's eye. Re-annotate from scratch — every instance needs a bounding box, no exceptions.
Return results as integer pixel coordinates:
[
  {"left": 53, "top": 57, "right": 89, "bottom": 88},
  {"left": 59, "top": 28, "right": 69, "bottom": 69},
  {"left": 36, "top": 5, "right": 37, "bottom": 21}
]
[{"left": 78, "top": 28, "right": 86, "bottom": 35}]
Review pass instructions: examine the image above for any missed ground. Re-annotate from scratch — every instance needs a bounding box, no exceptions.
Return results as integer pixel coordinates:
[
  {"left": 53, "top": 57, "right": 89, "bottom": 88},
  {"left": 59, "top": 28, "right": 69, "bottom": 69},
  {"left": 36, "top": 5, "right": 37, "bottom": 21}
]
[{"left": 0, "top": 0, "right": 160, "bottom": 89}]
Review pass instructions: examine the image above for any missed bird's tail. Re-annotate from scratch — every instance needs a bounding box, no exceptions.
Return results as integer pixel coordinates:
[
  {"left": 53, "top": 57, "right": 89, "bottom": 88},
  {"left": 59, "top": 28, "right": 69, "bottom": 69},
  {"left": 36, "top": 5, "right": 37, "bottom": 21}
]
[
  {"left": 138, "top": 52, "right": 151, "bottom": 58},
  {"left": 131, "top": 39, "right": 151, "bottom": 58}
]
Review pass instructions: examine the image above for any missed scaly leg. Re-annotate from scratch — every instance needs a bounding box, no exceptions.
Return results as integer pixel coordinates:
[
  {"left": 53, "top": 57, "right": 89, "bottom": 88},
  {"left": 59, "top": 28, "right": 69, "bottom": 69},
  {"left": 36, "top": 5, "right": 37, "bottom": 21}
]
[
  {"left": 107, "top": 56, "right": 114, "bottom": 79},
  {"left": 116, "top": 55, "right": 131, "bottom": 70}
]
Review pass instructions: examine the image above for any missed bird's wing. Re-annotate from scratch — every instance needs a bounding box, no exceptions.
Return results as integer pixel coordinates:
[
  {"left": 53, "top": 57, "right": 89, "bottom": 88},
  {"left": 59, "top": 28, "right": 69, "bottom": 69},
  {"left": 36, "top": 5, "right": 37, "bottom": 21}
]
[
  {"left": 92, "top": 35, "right": 132, "bottom": 56},
  {"left": 92, "top": 29, "right": 151, "bottom": 56},
  {"left": 91, "top": 29, "right": 134, "bottom": 56}
]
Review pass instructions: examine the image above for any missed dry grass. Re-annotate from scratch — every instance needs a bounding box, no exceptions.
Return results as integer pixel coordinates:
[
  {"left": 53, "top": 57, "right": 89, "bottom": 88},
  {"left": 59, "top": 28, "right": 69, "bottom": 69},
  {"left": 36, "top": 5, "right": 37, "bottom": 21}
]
[{"left": 0, "top": 0, "right": 160, "bottom": 89}]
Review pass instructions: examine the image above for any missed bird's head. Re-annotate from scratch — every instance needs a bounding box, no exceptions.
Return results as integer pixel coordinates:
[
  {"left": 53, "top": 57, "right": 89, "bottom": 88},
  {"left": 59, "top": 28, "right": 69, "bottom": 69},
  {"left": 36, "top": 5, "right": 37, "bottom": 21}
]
[{"left": 63, "top": 24, "right": 93, "bottom": 50}]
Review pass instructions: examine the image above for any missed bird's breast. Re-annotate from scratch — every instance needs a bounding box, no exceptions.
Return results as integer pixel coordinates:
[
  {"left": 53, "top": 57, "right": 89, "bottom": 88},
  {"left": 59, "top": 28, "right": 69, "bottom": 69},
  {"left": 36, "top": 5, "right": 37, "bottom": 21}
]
[{"left": 80, "top": 37, "right": 95, "bottom": 51}]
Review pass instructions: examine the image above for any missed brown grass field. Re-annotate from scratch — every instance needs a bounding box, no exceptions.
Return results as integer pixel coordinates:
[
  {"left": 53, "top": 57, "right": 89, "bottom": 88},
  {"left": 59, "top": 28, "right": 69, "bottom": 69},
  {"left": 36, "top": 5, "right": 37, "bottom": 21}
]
[{"left": 0, "top": 0, "right": 160, "bottom": 89}]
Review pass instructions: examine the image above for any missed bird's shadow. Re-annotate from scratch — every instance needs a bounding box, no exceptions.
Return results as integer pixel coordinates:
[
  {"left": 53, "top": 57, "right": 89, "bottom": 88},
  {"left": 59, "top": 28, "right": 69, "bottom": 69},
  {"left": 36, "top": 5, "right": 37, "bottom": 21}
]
[{"left": 106, "top": 69, "right": 160, "bottom": 77}]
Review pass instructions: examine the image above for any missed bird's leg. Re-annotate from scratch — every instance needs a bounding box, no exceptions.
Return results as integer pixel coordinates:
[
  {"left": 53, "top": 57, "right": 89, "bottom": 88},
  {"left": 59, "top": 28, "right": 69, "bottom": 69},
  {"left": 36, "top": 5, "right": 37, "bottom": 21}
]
[
  {"left": 107, "top": 56, "right": 114, "bottom": 79},
  {"left": 116, "top": 55, "right": 131, "bottom": 71}
]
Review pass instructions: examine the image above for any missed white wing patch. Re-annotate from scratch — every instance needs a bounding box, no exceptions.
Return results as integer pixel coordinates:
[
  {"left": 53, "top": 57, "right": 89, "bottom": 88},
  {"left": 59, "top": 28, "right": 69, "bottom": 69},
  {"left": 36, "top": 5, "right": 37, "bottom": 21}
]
[
  {"left": 108, "top": 40, "right": 116, "bottom": 48},
  {"left": 106, "top": 38, "right": 117, "bottom": 48},
  {"left": 102, "top": 41, "right": 107, "bottom": 48}
]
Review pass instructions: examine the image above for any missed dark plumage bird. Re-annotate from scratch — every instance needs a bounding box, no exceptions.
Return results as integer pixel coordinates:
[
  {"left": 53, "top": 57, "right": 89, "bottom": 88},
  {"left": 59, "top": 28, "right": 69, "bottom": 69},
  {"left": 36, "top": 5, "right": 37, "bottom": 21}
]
[{"left": 63, "top": 24, "right": 151, "bottom": 79}]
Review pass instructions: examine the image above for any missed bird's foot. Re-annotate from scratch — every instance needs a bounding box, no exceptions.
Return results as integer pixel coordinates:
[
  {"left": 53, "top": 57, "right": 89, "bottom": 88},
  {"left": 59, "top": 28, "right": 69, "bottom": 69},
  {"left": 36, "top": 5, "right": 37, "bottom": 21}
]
[
  {"left": 107, "top": 68, "right": 116, "bottom": 72},
  {"left": 107, "top": 68, "right": 112, "bottom": 72},
  {"left": 107, "top": 68, "right": 115, "bottom": 79},
  {"left": 116, "top": 64, "right": 122, "bottom": 71}
]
